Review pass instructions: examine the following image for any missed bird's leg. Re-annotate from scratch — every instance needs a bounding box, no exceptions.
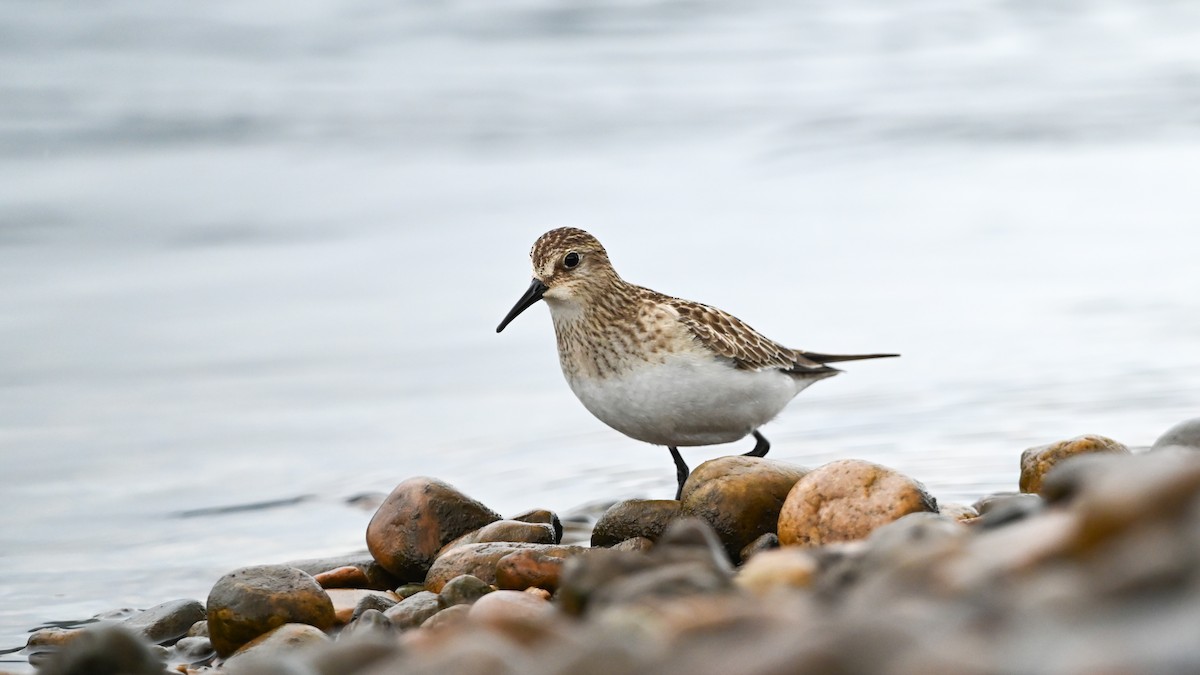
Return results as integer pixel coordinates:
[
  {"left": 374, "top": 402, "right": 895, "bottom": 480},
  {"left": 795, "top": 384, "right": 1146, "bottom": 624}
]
[
  {"left": 669, "top": 447, "right": 689, "bottom": 501},
  {"left": 742, "top": 430, "right": 770, "bottom": 458}
]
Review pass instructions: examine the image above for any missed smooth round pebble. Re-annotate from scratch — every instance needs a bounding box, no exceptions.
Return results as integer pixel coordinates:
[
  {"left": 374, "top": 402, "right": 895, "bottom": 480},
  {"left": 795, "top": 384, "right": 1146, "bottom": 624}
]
[{"left": 777, "top": 459, "right": 938, "bottom": 547}]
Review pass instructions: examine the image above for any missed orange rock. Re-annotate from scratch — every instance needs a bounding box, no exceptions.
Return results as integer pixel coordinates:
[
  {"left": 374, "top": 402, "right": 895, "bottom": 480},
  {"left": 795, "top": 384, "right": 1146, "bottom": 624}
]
[
  {"left": 314, "top": 565, "right": 370, "bottom": 590},
  {"left": 777, "top": 459, "right": 937, "bottom": 547},
  {"left": 1020, "top": 435, "right": 1130, "bottom": 495},
  {"left": 365, "top": 477, "right": 501, "bottom": 582},
  {"left": 495, "top": 549, "right": 565, "bottom": 592}
]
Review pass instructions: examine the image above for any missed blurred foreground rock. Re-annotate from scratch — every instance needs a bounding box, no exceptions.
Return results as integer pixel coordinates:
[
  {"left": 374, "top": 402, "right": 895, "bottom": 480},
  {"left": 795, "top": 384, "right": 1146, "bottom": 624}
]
[{"left": 26, "top": 427, "right": 1200, "bottom": 674}]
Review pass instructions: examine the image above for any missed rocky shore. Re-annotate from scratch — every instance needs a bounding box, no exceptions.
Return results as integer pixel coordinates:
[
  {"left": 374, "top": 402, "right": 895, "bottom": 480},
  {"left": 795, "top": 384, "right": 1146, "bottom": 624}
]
[{"left": 17, "top": 417, "right": 1200, "bottom": 675}]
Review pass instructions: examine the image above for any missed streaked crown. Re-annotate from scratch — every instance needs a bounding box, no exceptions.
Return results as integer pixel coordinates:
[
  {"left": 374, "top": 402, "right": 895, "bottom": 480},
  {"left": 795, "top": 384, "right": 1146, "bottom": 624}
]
[{"left": 528, "top": 228, "right": 621, "bottom": 302}]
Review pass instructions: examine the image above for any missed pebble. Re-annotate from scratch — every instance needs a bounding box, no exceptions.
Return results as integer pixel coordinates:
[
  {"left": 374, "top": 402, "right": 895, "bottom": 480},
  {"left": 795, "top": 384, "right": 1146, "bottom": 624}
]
[
  {"left": 365, "top": 476, "right": 502, "bottom": 582},
  {"left": 468, "top": 589, "right": 554, "bottom": 625},
  {"left": 422, "top": 603, "right": 472, "bottom": 631},
  {"left": 777, "top": 459, "right": 938, "bottom": 547},
  {"left": 222, "top": 623, "right": 330, "bottom": 672},
  {"left": 680, "top": 456, "right": 809, "bottom": 562},
  {"left": 441, "top": 519, "right": 557, "bottom": 553},
  {"left": 286, "top": 553, "right": 399, "bottom": 592},
  {"left": 495, "top": 549, "right": 566, "bottom": 592},
  {"left": 173, "top": 635, "right": 216, "bottom": 664},
  {"left": 739, "top": 532, "right": 779, "bottom": 562},
  {"left": 591, "top": 499, "right": 681, "bottom": 547},
  {"left": 508, "top": 508, "right": 564, "bottom": 543},
  {"left": 325, "top": 589, "right": 399, "bottom": 624},
  {"left": 336, "top": 608, "right": 393, "bottom": 643},
  {"left": 383, "top": 590, "right": 442, "bottom": 630},
  {"left": 735, "top": 548, "right": 819, "bottom": 596},
  {"left": 936, "top": 503, "right": 980, "bottom": 521},
  {"left": 437, "top": 574, "right": 495, "bottom": 608},
  {"left": 425, "top": 542, "right": 588, "bottom": 592},
  {"left": 206, "top": 564, "right": 335, "bottom": 657},
  {"left": 313, "top": 565, "right": 371, "bottom": 589},
  {"left": 611, "top": 536, "right": 655, "bottom": 552},
  {"left": 123, "top": 598, "right": 207, "bottom": 644},
  {"left": 1019, "top": 434, "right": 1131, "bottom": 495},
  {"left": 1151, "top": 417, "right": 1200, "bottom": 452},
  {"left": 34, "top": 625, "right": 164, "bottom": 675}
]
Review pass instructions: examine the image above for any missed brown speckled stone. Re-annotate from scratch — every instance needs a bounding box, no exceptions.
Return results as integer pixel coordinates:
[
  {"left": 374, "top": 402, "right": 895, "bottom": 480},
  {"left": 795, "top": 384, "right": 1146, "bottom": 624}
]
[
  {"left": 206, "top": 565, "right": 335, "bottom": 657},
  {"left": 591, "top": 499, "right": 681, "bottom": 547},
  {"left": 777, "top": 459, "right": 938, "bottom": 547},
  {"left": 425, "top": 543, "right": 587, "bottom": 593},
  {"left": 366, "top": 477, "right": 502, "bottom": 582},
  {"left": 1020, "top": 435, "right": 1131, "bottom": 495},
  {"left": 680, "top": 456, "right": 808, "bottom": 562}
]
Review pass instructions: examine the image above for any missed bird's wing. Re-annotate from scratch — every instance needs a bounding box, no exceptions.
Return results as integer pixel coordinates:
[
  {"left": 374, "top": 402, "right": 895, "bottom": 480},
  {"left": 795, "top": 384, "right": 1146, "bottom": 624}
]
[{"left": 660, "top": 296, "right": 833, "bottom": 373}]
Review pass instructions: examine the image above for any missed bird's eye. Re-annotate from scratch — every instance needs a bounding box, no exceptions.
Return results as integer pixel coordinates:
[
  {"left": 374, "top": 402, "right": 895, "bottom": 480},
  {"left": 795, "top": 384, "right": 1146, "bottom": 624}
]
[{"left": 563, "top": 252, "right": 580, "bottom": 268}]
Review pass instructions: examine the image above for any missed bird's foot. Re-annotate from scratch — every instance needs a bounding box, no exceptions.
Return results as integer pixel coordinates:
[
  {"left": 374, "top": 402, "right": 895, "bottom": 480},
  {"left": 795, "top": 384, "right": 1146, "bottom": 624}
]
[{"left": 742, "top": 430, "right": 770, "bottom": 458}]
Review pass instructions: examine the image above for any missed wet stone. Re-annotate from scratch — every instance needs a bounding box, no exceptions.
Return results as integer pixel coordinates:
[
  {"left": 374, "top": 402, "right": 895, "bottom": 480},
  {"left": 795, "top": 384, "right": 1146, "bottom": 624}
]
[
  {"left": 422, "top": 603, "right": 472, "bottom": 631},
  {"left": 351, "top": 591, "right": 399, "bottom": 621},
  {"left": 612, "top": 536, "right": 655, "bottom": 552},
  {"left": 187, "top": 620, "right": 209, "bottom": 637},
  {"left": 337, "top": 608, "right": 394, "bottom": 642},
  {"left": 777, "top": 459, "right": 938, "bottom": 547},
  {"left": 441, "top": 520, "right": 557, "bottom": 553},
  {"left": 591, "top": 499, "right": 681, "bottom": 548},
  {"left": 1151, "top": 417, "right": 1200, "bottom": 452},
  {"left": 36, "top": 625, "right": 164, "bottom": 675},
  {"left": 383, "top": 590, "right": 442, "bottom": 630},
  {"left": 314, "top": 565, "right": 371, "bottom": 590},
  {"left": 735, "top": 548, "right": 820, "bottom": 596},
  {"left": 937, "top": 503, "right": 980, "bottom": 521},
  {"left": 739, "top": 532, "right": 780, "bottom": 562},
  {"left": 468, "top": 589, "right": 554, "bottom": 626},
  {"left": 1019, "top": 434, "right": 1131, "bottom": 495},
  {"left": 123, "top": 598, "right": 206, "bottom": 645},
  {"left": 425, "top": 542, "right": 588, "bottom": 593},
  {"left": 206, "top": 564, "right": 335, "bottom": 657},
  {"left": 286, "top": 553, "right": 399, "bottom": 592},
  {"left": 680, "top": 456, "right": 809, "bottom": 563},
  {"left": 394, "top": 583, "right": 426, "bottom": 600},
  {"left": 25, "top": 627, "right": 85, "bottom": 652},
  {"left": 495, "top": 549, "right": 566, "bottom": 593},
  {"left": 438, "top": 574, "right": 494, "bottom": 608},
  {"left": 651, "top": 518, "right": 734, "bottom": 575},
  {"left": 173, "top": 636, "right": 215, "bottom": 664},
  {"left": 365, "top": 477, "right": 502, "bottom": 582},
  {"left": 223, "top": 623, "right": 330, "bottom": 672},
  {"left": 509, "top": 508, "right": 564, "bottom": 543},
  {"left": 973, "top": 493, "right": 1044, "bottom": 530},
  {"left": 557, "top": 549, "right": 659, "bottom": 616}
]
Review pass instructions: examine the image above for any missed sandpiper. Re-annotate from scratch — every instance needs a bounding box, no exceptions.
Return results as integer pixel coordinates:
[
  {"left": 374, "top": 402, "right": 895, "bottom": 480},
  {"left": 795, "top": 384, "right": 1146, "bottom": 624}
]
[{"left": 496, "top": 227, "right": 897, "bottom": 499}]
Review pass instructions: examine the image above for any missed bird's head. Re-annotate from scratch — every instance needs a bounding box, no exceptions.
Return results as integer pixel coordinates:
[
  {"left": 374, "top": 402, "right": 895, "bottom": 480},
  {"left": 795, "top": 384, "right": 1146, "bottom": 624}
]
[{"left": 496, "top": 227, "right": 616, "bottom": 332}]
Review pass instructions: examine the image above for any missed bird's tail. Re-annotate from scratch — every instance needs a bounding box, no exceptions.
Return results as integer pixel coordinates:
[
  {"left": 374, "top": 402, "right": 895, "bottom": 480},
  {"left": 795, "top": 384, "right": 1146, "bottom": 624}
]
[{"left": 797, "top": 350, "right": 899, "bottom": 364}]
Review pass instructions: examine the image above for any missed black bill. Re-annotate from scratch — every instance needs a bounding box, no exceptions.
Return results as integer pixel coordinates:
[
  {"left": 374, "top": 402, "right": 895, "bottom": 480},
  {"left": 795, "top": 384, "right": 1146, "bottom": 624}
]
[{"left": 496, "top": 278, "right": 549, "bottom": 333}]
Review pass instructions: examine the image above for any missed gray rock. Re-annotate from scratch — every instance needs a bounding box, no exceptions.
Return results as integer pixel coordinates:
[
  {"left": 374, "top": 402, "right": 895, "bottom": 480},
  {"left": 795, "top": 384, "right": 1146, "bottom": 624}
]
[
  {"left": 438, "top": 574, "right": 494, "bottom": 608},
  {"left": 173, "top": 635, "right": 215, "bottom": 664},
  {"left": 37, "top": 625, "right": 164, "bottom": 675},
  {"left": 123, "top": 597, "right": 206, "bottom": 644},
  {"left": 1152, "top": 417, "right": 1200, "bottom": 452},
  {"left": 383, "top": 590, "right": 441, "bottom": 630}
]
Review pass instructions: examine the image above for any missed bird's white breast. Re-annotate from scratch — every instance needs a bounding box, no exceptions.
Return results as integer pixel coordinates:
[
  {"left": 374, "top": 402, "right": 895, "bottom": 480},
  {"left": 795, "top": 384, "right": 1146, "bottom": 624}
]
[{"left": 562, "top": 352, "right": 810, "bottom": 447}]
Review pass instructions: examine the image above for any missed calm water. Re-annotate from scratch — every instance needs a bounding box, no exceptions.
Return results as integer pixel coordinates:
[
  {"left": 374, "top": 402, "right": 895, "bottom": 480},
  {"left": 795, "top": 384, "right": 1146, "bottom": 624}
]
[{"left": 2, "top": 0, "right": 1200, "bottom": 665}]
